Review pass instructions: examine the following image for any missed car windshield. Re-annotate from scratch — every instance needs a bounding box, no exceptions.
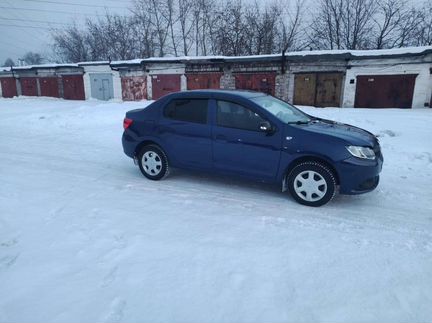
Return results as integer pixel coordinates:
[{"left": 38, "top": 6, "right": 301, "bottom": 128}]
[{"left": 251, "top": 95, "right": 311, "bottom": 124}]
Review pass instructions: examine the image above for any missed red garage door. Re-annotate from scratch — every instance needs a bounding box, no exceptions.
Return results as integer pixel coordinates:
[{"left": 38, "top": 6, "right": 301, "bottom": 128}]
[
  {"left": 121, "top": 76, "right": 147, "bottom": 101},
  {"left": 186, "top": 73, "right": 222, "bottom": 90},
  {"left": 235, "top": 73, "right": 276, "bottom": 95},
  {"left": 21, "top": 77, "right": 38, "bottom": 96},
  {"left": 62, "top": 75, "right": 85, "bottom": 100},
  {"left": 355, "top": 74, "right": 417, "bottom": 108},
  {"left": 40, "top": 77, "right": 59, "bottom": 98},
  {"left": 0, "top": 78, "right": 17, "bottom": 98},
  {"left": 151, "top": 74, "right": 181, "bottom": 100}
]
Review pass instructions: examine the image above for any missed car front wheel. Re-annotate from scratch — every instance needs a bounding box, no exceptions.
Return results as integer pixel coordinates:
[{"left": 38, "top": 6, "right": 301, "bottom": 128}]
[
  {"left": 138, "top": 145, "right": 169, "bottom": 180},
  {"left": 288, "top": 161, "right": 336, "bottom": 207}
]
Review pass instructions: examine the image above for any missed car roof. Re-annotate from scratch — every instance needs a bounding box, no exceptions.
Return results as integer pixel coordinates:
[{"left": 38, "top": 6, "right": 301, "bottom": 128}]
[{"left": 165, "top": 89, "right": 267, "bottom": 100}]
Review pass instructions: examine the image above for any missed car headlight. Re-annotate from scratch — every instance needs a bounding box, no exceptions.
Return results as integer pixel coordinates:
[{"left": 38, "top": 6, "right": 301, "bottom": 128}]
[{"left": 346, "top": 146, "right": 375, "bottom": 160}]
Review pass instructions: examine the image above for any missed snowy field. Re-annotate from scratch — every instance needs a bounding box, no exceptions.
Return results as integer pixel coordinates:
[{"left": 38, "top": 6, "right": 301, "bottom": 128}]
[{"left": 0, "top": 97, "right": 431, "bottom": 323}]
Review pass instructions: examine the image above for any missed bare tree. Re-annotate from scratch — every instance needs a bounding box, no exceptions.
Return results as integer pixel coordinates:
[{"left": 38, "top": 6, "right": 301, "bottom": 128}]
[
  {"left": 279, "top": 0, "right": 305, "bottom": 52},
  {"left": 344, "top": 0, "right": 377, "bottom": 49},
  {"left": 2, "top": 58, "right": 15, "bottom": 67},
  {"left": 242, "top": 2, "right": 282, "bottom": 55},
  {"left": 212, "top": 1, "right": 248, "bottom": 56},
  {"left": 309, "top": 0, "right": 344, "bottom": 49},
  {"left": 416, "top": 2, "right": 432, "bottom": 46},
  {"left": 166, "top": 0, "right": 179, "bottom": 56},
  {"left": 103, "top": 14, "right": 137, "bottom": 60},
  {"left": 373, "top": 0, "right": 405, "bottom": 49},
  {"left": 177, "top": 0, "right": 194, "bottom": 55},
  {"left": 130, "top": 4, "right": 158, "bottom": 57},
  {"left": 51, "top": 0, "right": 426, "bottom": 62},
  {"left": 52, "top": 24, "right": 90, "bottom": 62},
  {"left": 392, "top": 6, "right": 423, "bottom": 47},
  {"left": 132, "top": 0, "right": 171, "bottom": 57},
  {"left": 310, "top": 0, "right": 377, "bottom": 50},
  {"left": 189, "top": 0, "right": 218, "bottom": 56}
]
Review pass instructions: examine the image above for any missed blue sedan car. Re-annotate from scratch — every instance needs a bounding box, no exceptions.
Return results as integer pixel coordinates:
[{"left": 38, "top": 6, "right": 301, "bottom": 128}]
[{"left": 122, "top": 90, "right": 383, "bottom": 206}]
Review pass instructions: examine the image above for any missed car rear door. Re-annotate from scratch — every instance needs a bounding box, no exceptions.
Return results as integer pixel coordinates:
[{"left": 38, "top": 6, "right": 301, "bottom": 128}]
[
  {"left": 211, "top": 99, "right": 282, "bottom": 181},
  {"left": 158, "top": 98, "right": 212, "bottom": 170}
]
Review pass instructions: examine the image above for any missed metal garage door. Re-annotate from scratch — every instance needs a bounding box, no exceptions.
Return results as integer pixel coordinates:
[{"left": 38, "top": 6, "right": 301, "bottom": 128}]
[
  {"left": 355, "top": 74, "right": 417, "bottom": 108},
  {"left": 121, "top": 76, "right": 147, "bottom": 101},
  {"left": 235, "top": 73, "right": 276, "bottom": 95},
  {"left": 315, "top": 73, "right": 343, "bottom": 107},
  {"left": 293, "top": 73, "right": 316, "bottom": 106},
  {"left": 90, "top": 73, "right": 114, "bottom": 101},
  {"left": 0, "top": 78, "right": 17, "bottom": 98},
  {"left": 21, "top": 77, "right": 38, "bottom": 96},
  {"left": 186, "top": 73, "right": 222, "bottom": 90},
  {"left": 294, "top": 72, "right": 343, "bottom": 107},
  {"left": 62, "top": 75, "right": 85, "bottom": 100},
  {"left": 151, "top": 74, "right": 181, "bottom": 100},
  {"left": 39, "top": 77, "right": 59, "bottom": 98}
]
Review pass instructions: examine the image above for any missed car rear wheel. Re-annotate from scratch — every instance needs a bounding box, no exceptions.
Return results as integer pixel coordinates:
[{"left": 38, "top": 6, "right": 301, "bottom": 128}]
[
  {"left": 288, "top": 161, "right": 336, "bottom": 207},
  {"left": 138, "top": 145, "right": 169, "bottom": 180}
]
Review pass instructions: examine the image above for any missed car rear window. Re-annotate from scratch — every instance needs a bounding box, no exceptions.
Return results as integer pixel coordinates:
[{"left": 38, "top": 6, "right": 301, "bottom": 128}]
[{"left": 164, "top": 99, "right": 208, "bottom": 124}]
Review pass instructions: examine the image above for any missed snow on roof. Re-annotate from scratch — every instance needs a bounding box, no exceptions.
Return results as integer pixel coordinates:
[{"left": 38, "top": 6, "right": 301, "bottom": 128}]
[
  {"left": 77, "top": 61, "right": 110, "bottom": 66},
  {"left": 1, "top": 46, "right": 431, "bottom": 73},
  {"left": 107, "top": 45, "right": 432, "bottom": 66},
  {"left": 110, "top": 58, "right": 150, "bottom": 65},
  {"left": 8, "top": 63, "right": 79, "bottom": 70},
  {"left": 285, "top": 45, "right": 432, "bottom": 58}
]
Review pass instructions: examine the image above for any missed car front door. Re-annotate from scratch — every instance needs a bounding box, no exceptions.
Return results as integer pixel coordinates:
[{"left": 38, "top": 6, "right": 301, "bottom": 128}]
[
  {"left": 158, "top": 98, "right": 212, "bottom": 170},
  {"left": 211, "top": 99, "right": 282, "bottom": 180}
]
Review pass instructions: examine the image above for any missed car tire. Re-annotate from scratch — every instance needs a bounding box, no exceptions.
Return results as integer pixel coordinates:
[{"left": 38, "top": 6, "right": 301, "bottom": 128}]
[
  {"left": 138, "top": 145, "right": 169, "bottom": 180},
  {"left": 287, "top": 161, "right": 336, "bottom": 207}
]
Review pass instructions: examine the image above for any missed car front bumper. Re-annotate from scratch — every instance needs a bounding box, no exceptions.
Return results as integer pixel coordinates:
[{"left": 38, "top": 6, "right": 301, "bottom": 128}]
[{"left": 336, "top": 154, "right": 383, "bottom": 195}]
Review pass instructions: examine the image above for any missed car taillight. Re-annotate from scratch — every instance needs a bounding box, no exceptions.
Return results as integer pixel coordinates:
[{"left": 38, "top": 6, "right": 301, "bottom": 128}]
[{"left": 123, "top": 117, "right": 133, "bottom": 130}]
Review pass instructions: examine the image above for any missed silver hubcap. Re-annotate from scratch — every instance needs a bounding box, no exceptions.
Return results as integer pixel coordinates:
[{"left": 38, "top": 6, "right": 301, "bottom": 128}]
[
  {"left": 294, "top": 170, "right": 327, "bottom": 202},
  {"left": 142, "top": 151, "right": 162, "bottom": 176}
]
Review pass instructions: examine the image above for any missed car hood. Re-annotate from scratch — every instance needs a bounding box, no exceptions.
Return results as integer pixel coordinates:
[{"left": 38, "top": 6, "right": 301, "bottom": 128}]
[{"left": 298, "top": 118, "right": 377, "bottom": 147}]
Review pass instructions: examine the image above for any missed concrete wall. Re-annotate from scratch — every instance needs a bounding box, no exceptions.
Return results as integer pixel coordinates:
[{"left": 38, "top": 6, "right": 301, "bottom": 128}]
[
  {"left": 342, "top": 56, "right": 432, "bottom": 109},
  {"left": 220, "top": 69, "right": 236, "bottom": 90},
  {"left": 81, "top": 64, "right": 122, "bottom": 100}
]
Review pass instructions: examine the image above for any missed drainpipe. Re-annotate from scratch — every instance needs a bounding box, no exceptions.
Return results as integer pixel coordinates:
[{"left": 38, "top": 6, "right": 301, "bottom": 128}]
[
  {"left": 10, "top": 65, "right": 15, "bottom": 78},
  {"left": 10, "top": 65, "right": 22, "bottom": 96},
  {"left": 281, "top": 49, "right": 286, "bottom": 74},
  {"left": 108, "top": 57, "right": 119, "bottom": 72}
]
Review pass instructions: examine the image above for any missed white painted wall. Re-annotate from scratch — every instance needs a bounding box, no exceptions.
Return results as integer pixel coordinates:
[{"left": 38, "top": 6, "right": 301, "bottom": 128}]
[
  {"left": 81, "top": 64, "right": 122, "bottom": 100},
  {"left": 180, "top": 74, "right": 187, "bottom": 91},
  {"left": 342, "top": 57, "right": 432, "bottom": 109},
  {"left": 146, "top": 63, "right": 185, "bottom": 75},
  {"left": 146, "top": 75, "right": 153, "bottom": 100}
]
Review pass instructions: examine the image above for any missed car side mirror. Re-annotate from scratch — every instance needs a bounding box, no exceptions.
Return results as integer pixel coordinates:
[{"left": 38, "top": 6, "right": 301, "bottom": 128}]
[{"left": 259, "top": 121, "right": 274, "bottom": 134}]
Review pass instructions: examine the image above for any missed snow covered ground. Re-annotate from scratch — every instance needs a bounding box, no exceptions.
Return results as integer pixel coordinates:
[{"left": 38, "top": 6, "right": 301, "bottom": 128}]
[{"left": 0, "top": 97, "right": 431, "bottom": 323}]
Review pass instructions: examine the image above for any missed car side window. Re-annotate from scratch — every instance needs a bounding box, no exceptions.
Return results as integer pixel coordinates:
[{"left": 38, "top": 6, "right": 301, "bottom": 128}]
[
  {"left": 164, "top": 99, "right": 208, "bottom": 124},
  {"left": 216, "top": 100, "right": 265, "bottom": 131}
]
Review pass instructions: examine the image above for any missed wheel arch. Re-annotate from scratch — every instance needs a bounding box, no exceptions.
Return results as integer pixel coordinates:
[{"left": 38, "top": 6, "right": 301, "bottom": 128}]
[
  {"left": 283, "top": 155, "right": 340, "bottom": 189},
  {"left": 134, "top": 139, "right": 165, "bottom": 157}
]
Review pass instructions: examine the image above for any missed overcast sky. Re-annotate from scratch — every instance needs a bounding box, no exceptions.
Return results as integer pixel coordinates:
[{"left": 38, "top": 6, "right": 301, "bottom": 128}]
[{"left": 0, "top": 0, "right": 133, "bottom": 64}]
